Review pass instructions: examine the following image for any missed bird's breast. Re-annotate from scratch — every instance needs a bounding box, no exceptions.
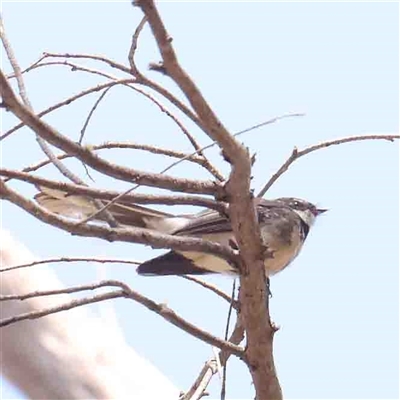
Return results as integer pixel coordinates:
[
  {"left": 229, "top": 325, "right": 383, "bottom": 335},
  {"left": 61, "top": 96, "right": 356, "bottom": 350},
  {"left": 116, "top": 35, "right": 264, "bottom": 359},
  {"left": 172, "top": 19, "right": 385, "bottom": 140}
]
[{"left": 261, "top": 223, "right": 304, "bottom": 275}]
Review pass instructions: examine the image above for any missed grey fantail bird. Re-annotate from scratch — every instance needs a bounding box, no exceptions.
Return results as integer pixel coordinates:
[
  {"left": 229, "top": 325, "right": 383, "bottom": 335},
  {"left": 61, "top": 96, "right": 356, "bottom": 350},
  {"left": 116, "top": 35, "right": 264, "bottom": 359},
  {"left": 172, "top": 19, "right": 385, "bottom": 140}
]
[{"left": 35, "top": 188, "right": 327, "bottom": 276}]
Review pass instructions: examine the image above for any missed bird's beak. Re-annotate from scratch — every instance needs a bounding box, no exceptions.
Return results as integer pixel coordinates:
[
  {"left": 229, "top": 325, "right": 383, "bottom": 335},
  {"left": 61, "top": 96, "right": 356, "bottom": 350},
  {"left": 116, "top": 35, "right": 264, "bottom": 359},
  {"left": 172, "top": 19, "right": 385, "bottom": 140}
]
[{"left": 316, "top": 208, "right": 328, "bottom": 215}]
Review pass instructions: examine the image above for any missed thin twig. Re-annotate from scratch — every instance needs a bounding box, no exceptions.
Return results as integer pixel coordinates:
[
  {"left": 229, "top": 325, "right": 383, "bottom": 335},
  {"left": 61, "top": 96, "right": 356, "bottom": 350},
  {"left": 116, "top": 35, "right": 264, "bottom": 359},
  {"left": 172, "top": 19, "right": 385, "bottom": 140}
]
[
  {"left": 180, "top": 276, "right": 236, "bottom": 308},
  {"left": 0, "top": 280, "right": 129, "bottom": 301},
  {"left": 258, "top": 134, "right": 400, "bottom": 197},
  {"left": 258, "top": 148, "right": 299, "bottom": 197},
  {"left": 77, "top": 87, "right": 115, "bottom": 181},
  {"left": 232, "top": 112, "right": 305, "bottom": 139},
  {"left": 42, "top": 52, "right": 132, "bottom": 75},
  {"left": 17, "top": 142, "right": 206, "bottom": 177},
  {"left": 79, "top": 87, "right": 113, "bottom": 143},
  {"left": 0, "top": 290, "right": 125, "bottom": 327},
  {"left": 128, "top": 16, "right": 148, "bottom": 75},
  {"left": 11, "top": 60, "right": 121, "bottom": 80},
  {"left": 7, "top": 53, "right": 47, "bottom": 76},
  {"left": 0, "top": 256, "right": 141, "bottom": 273},
  {"left": 221, "top": 279, "right": 237, "bottom": 400}
]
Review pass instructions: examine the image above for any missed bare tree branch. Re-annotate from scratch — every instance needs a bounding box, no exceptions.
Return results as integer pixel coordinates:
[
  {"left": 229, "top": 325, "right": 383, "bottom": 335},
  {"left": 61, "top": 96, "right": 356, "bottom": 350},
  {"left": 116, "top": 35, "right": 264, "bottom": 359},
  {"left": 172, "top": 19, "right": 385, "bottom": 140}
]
[
  {"left": 0, "top": 280, "right": 128, "bottom": 301},
  {"left": 10, "top": 59, "right": 124, "bottom": 81},
  {"left": 128, "top": 16, "right": 148, "bottom": 75},
  {"left": 180, "top": 276, "right": 236, "bottom": 308},
  {"left": 0, "top": 279, "right": 244, "bottom": 356},
  {"left": 258, "top": 134, "right": 400, "bottom": 197},
  {"left": 78, "top": 87, "right": 113, "bottom": 143},
  {"left": 16, "top": 142, "right": 209, "bottom": 175},
  {"left": 180, "top": 360, "right": 218, "bottom": 400},
  {"left": 42, "top": 51, "right": 133, "bottom": 74},
  {"left": 0, "top": 256, "right": 141, "bottom": 273}
]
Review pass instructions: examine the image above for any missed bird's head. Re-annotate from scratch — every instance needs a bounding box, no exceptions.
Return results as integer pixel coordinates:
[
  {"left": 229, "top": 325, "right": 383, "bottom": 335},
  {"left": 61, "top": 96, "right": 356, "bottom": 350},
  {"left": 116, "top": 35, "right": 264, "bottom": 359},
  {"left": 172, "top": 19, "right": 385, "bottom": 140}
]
[{"left": 275, "top": 197, "right": 327, "bottom": 226}]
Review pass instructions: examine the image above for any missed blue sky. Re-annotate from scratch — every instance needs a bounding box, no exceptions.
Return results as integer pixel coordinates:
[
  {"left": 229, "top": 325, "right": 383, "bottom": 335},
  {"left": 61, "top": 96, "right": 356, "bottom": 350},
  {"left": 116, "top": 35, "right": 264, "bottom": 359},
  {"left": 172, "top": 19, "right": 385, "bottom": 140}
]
[{"left": 1, "top": 2, "right": 398, "bottom": 399}]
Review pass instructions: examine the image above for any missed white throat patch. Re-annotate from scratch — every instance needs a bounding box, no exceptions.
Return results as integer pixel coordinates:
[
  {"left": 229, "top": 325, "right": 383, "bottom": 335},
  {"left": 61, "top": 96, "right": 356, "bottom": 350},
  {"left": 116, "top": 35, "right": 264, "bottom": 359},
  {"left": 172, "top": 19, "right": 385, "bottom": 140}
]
[{"left": 292, "top": 209, "right": 316, "bottom": 227}]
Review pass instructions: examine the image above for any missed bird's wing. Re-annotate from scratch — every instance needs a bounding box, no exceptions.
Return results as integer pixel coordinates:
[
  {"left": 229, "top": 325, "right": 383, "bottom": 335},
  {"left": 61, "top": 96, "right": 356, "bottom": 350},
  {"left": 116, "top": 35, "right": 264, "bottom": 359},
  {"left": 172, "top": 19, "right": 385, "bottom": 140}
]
[
  {"left": 174, "top": 209, "right": 232, "bottom": 236},
  {"left": 175, "top": 198, "right": 285, "bottom": 236}
]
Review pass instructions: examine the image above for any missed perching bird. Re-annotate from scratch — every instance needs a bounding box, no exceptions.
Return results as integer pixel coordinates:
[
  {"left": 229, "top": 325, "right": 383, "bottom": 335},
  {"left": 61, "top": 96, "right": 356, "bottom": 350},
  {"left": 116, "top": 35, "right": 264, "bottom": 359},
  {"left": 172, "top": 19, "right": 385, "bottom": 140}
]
[{"left": 35, "top": 187, "right": 326, "bottom": 277}]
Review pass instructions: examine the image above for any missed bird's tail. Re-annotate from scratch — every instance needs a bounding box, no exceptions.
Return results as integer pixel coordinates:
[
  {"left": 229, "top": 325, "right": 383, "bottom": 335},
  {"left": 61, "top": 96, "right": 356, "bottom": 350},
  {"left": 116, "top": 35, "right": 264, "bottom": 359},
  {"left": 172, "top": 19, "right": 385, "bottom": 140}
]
[
  {"left": 34, "top": 187, "right": 173, "bottom": 230},
  {"left": 137, "top": 251, "right": 212, "bottom": 276}
]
